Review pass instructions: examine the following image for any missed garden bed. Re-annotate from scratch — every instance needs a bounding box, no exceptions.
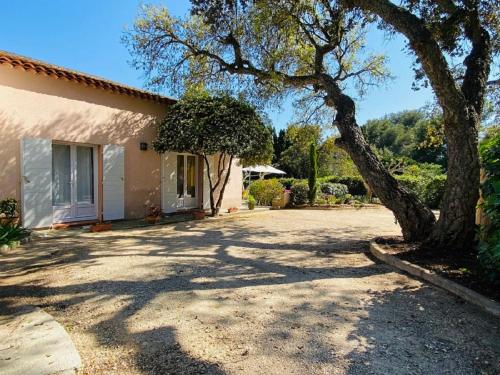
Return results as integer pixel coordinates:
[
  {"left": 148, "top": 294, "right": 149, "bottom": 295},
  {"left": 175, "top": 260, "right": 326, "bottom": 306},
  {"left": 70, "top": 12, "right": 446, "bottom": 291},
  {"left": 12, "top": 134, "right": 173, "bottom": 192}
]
[
  {"left": 290, "top": 203, "right": 381, "bottom": 210},
  {"left": 374, "top": 236, "right": 500, "bottom": 303}
]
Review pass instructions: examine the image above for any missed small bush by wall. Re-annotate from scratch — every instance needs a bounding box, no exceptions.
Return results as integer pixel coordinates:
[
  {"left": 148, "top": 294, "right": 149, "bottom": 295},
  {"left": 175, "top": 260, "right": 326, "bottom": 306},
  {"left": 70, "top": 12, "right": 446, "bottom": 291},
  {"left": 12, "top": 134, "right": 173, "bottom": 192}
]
[
  {"left": 290, "top": 182, "right": 310, "bottom": 206},
  {"left": 249, "top": 179, "right": 284, "bottom": 206}
]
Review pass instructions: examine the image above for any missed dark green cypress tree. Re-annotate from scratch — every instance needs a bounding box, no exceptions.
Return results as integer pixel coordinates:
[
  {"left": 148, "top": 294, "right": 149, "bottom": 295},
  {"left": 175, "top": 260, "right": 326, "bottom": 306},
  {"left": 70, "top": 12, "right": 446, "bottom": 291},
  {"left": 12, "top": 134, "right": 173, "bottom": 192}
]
[{"left": 308, "top": 142, "right": 318, "bottom": 205}]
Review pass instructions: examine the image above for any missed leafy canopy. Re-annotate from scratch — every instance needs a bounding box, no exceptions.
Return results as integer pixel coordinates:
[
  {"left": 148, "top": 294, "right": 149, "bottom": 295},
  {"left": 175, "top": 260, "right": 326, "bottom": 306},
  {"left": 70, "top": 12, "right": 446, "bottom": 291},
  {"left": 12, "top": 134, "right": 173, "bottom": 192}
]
[
  {"left": 277, "top": 124, "right": 358, "bottom": 178},
  {"left": 125, "top": 0, "right": 390, "bottom": 116},
  {"left": 361, "top": 109, "right": 447, "bottom": 168},
  {"left": 153, "top": 94, "right": 273, "bottom": 166}
]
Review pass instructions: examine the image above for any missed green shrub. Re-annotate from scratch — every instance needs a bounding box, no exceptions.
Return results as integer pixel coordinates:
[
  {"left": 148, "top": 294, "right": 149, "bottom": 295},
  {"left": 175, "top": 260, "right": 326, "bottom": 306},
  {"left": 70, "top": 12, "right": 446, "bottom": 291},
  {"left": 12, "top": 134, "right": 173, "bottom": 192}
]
[
  {"left": 326, "top": 176, "right": 367, "bottom": 196},
  {"left": 0, "top": 224, "right": 30, "bottom": 247},
  {"left": 326, "top": 195, "right": 337, "bottom": 205},
  {"left": 423, "top": 175, "right": 446, "bottom": 209},
  {"left": 478, "top": 128, "right": 500, "bottom": 283},
  {"left": 315, "top": 197, "right": 327, "bottom": 205},
  {"left": 290, "top": 182, "right": 310, "bottom": 206},
  {"left": 278, "top": 178, "right": 297, "bottom": 190},
  {"left": 320, "top": 182, "right": 348, "bottom": 197},
  {"left": 396, "top": 174, "right": 446, "bottom": 209},
  {"left": 0, "top": 198, "right": 18, "bottom": 218},
  {"left": 249, "top": 179, "right": 284, "bottom": 206},
  {"left": 248, "top": 195, "right": 256, "bottom": 210}
]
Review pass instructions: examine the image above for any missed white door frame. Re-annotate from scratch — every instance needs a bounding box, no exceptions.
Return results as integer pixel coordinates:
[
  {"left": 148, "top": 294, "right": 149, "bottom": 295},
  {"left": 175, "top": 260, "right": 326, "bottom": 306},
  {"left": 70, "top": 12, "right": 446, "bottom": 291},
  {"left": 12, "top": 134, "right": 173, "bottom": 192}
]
[
  {"left": 161, "top": 152, "right": 199, "bottom": 212},
  {"left": 52, "top": 141, "right": 98, "bottom": 223}
]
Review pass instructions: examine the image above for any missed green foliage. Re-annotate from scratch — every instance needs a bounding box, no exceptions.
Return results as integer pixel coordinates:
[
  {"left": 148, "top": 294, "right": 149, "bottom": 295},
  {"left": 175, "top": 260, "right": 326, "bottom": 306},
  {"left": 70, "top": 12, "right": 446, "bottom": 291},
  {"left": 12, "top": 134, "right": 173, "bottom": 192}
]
[
  {"left": 0, "top": 198, "right": 18, "bottom": 218},
  {"left": 478, "top": 128, "right": 500, "bottom": 283},
  {"left": 326, "top": 176, "right": 367, "bottom": 196},
  {"left": 361, "top": 110, "right": 447, "bottom": 168},
  {"left": 278, "top": 125, "right": 321, "bottom": 178},
  {"left": 395, "top": 172, "right": 446, "bottom": 209},
  {"left": 127, "top": 2, "right": 391, "bottom": 106},
  {"left": 278, "top": 178, "right": 297, "bottom": 190},
  {"left": 249, "top": 179, "right": 283, "bottom": 206},
  {"left": 320, "top": 183, "right": 349, "bottom": 198},
  {"left": 290, "top": 181, "right": 310, "bottom": 206},
  {"left": 0, "top": 224, "right": 30, "bottom": 247},
  {"left": 153, "top": 93, "right": 273, "bottom": 215},
  {"left": 154, "top": 94, "right": 273, "bottom": 166},
  {"left": 308, "top": 143, "right": 318, "bottom": 205},
  {"left": 248, "top": 195, "right": 256, "bottom": 210},
  {"left": 277, "top": 125, "right": 359, "bottom": 178},
  {"left": 272, "top": 128, "right": 291, "bottom": 165}
]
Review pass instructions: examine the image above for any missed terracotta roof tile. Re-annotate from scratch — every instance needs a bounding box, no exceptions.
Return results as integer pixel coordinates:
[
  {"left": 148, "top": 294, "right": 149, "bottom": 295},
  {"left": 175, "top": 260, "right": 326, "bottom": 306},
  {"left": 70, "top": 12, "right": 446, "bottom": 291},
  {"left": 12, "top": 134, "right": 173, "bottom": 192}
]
[{"left": 0, "top": 50, "right": 176, "bottom": 104}]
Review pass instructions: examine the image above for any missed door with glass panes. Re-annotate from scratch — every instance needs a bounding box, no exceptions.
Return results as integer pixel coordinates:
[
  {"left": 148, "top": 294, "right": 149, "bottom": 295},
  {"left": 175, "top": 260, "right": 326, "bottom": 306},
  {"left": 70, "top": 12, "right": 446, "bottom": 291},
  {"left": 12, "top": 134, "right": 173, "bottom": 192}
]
[
  {"left": 176, "top": 154, "right": 198, "bottom": 209},
  {"left": 52, "top": 143, "right": 97, "bottom": 222}
]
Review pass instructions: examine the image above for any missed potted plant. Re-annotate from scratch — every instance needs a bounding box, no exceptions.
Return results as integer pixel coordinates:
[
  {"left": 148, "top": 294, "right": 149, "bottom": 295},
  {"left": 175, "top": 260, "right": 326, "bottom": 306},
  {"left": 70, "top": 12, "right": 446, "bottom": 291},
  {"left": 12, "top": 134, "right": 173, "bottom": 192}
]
[
  {"left": 227, "top": 207, "right": 238, "bottom": 213},
  {"left": 90, "top": 221, "right": 113, "bottom": 232},
  {"left": 248, "top": 195, "right": 256, "bottom": 210},
  {"left": 0, "top": 223, "right": 30, "bottom": 252},
  {"left": 193, "top": 209, "right": 206, "bottom": 220},
  {"left": 0, "top": 198, "right": 20, "bottom": 226},
  {"left": 271, "top": 196, "right": 282, "bottom": 210},
  {"left": 145, "top": 205, "right": 162, "bottom": 224}
]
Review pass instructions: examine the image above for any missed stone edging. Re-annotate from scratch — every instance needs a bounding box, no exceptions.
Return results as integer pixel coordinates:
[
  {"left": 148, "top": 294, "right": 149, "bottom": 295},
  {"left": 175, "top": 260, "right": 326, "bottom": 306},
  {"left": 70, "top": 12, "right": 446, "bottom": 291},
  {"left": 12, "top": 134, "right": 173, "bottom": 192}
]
[
  {"left": 0, "top": 305, "right": 82, "bottom": 375},
  {"left": 369, "top": 241, "right": 500, "bottom": 319}
]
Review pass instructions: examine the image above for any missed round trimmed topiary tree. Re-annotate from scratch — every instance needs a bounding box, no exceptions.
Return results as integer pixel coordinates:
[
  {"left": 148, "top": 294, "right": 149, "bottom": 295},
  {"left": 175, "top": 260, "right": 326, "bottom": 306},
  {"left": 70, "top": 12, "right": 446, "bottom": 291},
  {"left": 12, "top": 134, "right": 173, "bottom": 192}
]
[{"left": 153, "top": 93, "right": 273, "bottom": 216}]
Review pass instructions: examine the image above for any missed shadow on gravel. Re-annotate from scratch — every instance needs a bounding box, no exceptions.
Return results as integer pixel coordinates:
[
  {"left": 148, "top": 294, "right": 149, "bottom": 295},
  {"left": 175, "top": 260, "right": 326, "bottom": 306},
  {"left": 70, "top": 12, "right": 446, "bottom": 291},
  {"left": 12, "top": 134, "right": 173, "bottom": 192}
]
[
  {"left": 0, "top": 218, "right": 394, "bottom": 374},
  {"left": 343, "top": 286, "right": 500, "bottom": 375}
]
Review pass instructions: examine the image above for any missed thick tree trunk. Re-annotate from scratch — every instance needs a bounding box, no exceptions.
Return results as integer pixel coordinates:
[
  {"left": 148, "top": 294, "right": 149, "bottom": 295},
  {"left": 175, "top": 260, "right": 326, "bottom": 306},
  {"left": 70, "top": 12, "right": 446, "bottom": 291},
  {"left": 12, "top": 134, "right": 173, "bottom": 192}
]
[
  {"left": 425, "top": 108, "right": 480, "bottom": 251},
  {"left": 345, "top": 0, "right": 490, "bottom": 252},
  {"left": 325, "top": 88, "right": 436, "bottom": 241}
]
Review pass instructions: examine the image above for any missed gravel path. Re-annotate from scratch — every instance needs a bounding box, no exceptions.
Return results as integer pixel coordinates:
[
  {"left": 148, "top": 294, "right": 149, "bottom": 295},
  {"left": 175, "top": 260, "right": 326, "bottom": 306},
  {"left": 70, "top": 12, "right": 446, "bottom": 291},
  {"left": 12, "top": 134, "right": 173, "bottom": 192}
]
[{"left": 1, "top": 208, "right": 499, "bottom": 375}]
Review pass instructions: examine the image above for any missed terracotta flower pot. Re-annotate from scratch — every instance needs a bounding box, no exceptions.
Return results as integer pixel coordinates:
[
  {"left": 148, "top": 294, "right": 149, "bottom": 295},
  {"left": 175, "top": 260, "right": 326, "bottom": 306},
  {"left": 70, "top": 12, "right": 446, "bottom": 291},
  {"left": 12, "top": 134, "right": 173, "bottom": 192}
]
[
  {"left": 227, "top": 207, "right": 238, "bottom": 213},
  {"left": 145, "top": 215, "right": 161, "bottom": 224},
  {"left": 271, "top": 197, "right": 281, "bottom": 210},
  {"left": 193, "top": 210, "right": 206, "bottom": 220},
  {"left": 90, "top": 223, "right": 112, "bottom": 232},
  {"left": 0, "top": 217, "right": 19, "bottom": 226}
]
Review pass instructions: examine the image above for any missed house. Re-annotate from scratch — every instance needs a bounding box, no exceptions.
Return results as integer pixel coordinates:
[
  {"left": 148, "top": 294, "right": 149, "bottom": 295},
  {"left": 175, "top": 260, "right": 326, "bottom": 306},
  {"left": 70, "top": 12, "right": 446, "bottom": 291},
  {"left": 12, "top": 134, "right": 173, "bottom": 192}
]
[{"left": 0, "top": 51, "right": 242, "bottom": 228}]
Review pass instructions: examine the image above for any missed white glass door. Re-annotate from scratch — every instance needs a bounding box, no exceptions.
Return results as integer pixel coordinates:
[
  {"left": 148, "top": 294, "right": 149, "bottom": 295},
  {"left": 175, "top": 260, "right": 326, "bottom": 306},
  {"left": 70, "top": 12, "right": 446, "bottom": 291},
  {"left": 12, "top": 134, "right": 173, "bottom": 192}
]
[
  {"left": 52, "top": 143, "right": 97, "bottom": 222},
  {"left": 176, "top": 154, "right": 198, "bottom": 209}
]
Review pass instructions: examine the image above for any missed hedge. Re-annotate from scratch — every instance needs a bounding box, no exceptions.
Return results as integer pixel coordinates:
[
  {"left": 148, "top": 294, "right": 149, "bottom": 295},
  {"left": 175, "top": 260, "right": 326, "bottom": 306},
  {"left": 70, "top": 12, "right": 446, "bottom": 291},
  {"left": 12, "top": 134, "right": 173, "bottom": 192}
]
[
  {"left": 320, "top": 182, "right": 349, "bottom": 197},
  {"left": 249, "top": 179, "right": 284, "bottom": 206},
  {"left": 395, "top": 174, "right": 446, "bottom": 209},
  {"left": 290, "top": 181, "right": 310, "bottom": 205}
]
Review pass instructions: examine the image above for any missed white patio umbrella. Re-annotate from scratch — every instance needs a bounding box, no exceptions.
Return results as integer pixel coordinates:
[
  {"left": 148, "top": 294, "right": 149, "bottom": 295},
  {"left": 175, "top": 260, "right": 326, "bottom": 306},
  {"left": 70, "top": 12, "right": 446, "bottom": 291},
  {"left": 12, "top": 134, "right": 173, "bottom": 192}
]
[{"left": 242, "top": 165, "right": 286, "bottom": 185}]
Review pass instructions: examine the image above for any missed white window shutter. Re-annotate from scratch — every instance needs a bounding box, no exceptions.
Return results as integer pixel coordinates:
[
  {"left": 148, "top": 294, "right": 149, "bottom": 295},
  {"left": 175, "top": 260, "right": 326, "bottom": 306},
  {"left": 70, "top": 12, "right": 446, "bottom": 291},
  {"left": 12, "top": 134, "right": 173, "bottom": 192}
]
[
  {"left": 161, "top": 153, "right": 178, "bottom": 213},
  {"left": 103, "top": 144, "right": 125, "bottom": 221},
  {"left": 21, "top": 138, "right": 53, "bottom": 228},
  {"left": 203, "top": 156, "right": 212, "bottom": 210}
]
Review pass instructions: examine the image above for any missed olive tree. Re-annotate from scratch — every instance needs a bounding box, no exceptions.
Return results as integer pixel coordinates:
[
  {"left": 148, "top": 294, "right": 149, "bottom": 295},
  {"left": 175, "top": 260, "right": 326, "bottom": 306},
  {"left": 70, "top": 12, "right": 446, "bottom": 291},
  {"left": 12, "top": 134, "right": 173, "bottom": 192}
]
[
  {"left": 153, "top": 94, "right": 273, "bottom": 216},
  {"left": 343, "top": 0, "right": 498, "bottom": 251},
  {"left": 126, "top": 1, "right": 437, "bottom": 242}
]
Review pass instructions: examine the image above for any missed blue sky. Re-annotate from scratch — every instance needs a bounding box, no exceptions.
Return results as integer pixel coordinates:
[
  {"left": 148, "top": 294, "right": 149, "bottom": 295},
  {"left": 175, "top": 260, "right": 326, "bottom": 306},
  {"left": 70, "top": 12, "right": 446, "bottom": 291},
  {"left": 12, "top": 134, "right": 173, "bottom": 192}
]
[{"left": 1, "top": 0, "right": 435, "bottom": 129}]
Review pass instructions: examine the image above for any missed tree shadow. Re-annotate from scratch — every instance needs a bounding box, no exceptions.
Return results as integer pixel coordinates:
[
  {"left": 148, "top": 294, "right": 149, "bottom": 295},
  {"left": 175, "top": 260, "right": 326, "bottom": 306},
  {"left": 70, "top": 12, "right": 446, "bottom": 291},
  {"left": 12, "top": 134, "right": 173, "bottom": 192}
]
[{"left": 0, "top": 215, "right": 399, "bottom": 373}]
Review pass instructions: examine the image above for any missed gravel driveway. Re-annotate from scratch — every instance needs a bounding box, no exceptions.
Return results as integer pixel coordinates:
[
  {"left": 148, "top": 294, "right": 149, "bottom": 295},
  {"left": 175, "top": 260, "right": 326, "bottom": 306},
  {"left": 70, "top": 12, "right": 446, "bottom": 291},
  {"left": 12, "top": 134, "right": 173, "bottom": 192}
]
[{"left": 1, "top": 208, "right": 499, "bottom": 375}]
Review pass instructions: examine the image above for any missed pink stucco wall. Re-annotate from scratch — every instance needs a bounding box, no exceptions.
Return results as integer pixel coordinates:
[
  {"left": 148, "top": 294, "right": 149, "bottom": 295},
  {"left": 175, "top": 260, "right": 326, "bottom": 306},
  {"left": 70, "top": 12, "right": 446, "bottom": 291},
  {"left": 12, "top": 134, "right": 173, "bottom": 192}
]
[
  {"left": 0, "top": 63, "right": 242, "bottom": 221},
  {"left": 0, "top": 64, "right": 168, "bottom": 219}
]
